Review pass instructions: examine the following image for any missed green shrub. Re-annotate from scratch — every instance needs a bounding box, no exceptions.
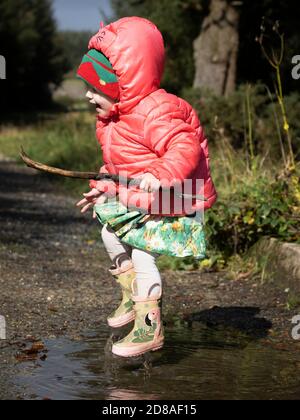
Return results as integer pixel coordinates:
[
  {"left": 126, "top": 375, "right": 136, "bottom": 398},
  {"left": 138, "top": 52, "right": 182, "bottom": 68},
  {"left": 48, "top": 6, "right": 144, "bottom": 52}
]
[
  {"left": 182, "top": 84, "right": 300, "bottom": 161},
  {"left": 205, "top": 168, "right": 300, "bottom": 258}
]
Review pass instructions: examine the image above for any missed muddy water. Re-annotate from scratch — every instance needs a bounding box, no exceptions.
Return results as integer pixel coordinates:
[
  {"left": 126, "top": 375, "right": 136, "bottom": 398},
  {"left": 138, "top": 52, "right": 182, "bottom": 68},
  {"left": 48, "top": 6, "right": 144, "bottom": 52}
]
[{"left": 13, "top": 323, "right": 300, "bottom": 400}]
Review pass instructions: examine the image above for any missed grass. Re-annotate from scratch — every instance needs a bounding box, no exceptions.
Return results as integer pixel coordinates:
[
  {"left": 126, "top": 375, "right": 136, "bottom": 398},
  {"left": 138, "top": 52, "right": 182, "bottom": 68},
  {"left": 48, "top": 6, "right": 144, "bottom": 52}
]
[
  {"left": 0, "top": 110, "right": 101, "bottom": 196},
  {"left": 287, "top": 293, "right": 300, "bottom": 311}
]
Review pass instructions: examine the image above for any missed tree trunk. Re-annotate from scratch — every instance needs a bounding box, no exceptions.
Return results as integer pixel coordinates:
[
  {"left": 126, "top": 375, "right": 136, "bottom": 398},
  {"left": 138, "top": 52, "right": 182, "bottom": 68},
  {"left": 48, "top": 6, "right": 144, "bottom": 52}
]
[{"left": 193, "top": 0, "right": 240, "bottom": 96}]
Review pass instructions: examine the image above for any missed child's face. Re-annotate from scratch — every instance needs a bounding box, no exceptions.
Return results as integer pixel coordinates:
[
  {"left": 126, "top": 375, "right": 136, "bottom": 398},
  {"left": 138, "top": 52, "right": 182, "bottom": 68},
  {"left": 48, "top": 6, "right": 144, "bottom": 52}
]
[{"left": 86, "top": 87, "right": 116, "bottom": 118}]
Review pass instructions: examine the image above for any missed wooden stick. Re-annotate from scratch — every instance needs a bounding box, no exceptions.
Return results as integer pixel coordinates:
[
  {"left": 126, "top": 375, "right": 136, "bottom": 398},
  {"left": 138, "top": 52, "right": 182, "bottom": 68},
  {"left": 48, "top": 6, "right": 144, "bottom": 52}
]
[
  {"left": 20, "top": 147, "right": 99, "bottom": 180},
  {"left": 20, "top": 147, "right": 207, "bottom": 201}
]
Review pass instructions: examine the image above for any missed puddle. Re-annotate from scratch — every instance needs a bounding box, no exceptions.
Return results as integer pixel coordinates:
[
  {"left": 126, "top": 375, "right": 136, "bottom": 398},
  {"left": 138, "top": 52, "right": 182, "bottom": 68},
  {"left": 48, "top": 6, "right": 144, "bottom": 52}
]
[{"left": 11, "top": 322, "right": 300, "bottom": 400}]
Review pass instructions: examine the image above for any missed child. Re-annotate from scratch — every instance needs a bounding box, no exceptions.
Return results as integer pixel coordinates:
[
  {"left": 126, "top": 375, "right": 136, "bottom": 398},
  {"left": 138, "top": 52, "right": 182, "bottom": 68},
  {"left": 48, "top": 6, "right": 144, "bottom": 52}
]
[{"left": 76, "top": 17, "right": 217, "bottom": 358}]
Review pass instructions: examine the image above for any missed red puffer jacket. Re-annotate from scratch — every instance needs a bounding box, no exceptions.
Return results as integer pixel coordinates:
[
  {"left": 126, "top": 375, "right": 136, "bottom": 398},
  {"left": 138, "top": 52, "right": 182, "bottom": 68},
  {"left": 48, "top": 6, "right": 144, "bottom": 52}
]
[{"left": 88, "top": 16, "right": 217, "bottom": 216}]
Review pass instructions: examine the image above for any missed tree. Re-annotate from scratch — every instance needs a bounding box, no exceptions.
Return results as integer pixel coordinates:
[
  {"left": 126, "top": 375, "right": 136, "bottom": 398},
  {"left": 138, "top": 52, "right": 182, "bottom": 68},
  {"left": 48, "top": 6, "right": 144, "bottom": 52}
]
[
  {"left": 0, "top": 0, "right": 70, "bottom": 112},
  {"left": 111, "top": 0, "right": 300, "bottom": 96},
  {"left": 193, "top": 0, "right": 240, "bottom": 95},
  {"left": 193, "top": 0, "right": 300, "bottom": 96}
]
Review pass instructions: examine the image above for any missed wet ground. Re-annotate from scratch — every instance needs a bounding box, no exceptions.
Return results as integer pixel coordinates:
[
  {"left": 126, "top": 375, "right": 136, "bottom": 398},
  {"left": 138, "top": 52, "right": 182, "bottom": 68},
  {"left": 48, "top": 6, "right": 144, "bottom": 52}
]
[
  {"left": 7, "top": 325, "right": 300, "bottom": 400},
  {"left": 1, "top": 158, "right": 300, "bottom": 400}
]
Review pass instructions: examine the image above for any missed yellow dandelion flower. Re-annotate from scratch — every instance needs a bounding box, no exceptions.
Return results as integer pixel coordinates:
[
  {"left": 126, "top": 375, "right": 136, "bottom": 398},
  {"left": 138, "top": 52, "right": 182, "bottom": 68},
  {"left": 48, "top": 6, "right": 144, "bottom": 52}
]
[{"left": 172, "top": 221, "right": 183, "bottom": 232}]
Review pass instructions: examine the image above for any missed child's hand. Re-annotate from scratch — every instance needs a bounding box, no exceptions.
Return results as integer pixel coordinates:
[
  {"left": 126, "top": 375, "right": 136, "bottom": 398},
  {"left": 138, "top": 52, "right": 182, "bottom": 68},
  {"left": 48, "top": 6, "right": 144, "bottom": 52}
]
[
  {"left": 76, "top": 188, "right": 108, "bottom": 219},
  {"left": 139, "top": 172, "right": 161, "bottom": 192}
]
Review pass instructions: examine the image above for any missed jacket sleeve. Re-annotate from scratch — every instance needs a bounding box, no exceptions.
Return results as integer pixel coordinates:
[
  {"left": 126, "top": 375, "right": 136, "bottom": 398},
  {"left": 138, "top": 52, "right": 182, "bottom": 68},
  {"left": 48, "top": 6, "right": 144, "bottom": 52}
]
[
  {"left": 143, "top": 104, "right": 203, "bottom": 187},
  {"left": 89, "top": 164, "right": 118, "bottom": 197},
  {"left": 89, "top": 164, "right": 108, "bottom": 189}
]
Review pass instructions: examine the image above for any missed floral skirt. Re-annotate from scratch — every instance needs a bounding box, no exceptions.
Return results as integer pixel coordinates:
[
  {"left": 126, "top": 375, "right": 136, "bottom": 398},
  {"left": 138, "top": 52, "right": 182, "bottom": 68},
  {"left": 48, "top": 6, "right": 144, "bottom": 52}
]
[{"left": 94, "top": 199, "right": 207, "bottom": 259}]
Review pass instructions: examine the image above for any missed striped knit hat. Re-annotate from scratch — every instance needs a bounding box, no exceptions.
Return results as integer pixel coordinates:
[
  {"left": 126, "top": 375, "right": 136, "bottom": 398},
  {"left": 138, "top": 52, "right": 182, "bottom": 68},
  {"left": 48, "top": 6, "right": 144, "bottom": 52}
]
[{"left": 77, "top": 49, "right": 119, "bottom": 100}]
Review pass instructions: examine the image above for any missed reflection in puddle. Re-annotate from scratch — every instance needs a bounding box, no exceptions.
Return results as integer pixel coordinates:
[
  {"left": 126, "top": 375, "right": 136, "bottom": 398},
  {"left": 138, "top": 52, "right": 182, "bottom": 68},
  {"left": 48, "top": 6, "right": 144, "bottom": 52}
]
[{"left": 14, "top": 322, "right": 300, "bottom": 400}]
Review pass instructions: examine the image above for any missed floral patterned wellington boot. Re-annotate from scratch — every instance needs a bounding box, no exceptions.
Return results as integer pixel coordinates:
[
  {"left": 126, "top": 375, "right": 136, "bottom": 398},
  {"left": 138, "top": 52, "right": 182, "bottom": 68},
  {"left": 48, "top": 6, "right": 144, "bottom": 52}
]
[
  {"left": 112, "top": 293, "right": 164, "bottom": 358},
  {"left": 107, "top": 259, "right": 136, "bottom": 328}
]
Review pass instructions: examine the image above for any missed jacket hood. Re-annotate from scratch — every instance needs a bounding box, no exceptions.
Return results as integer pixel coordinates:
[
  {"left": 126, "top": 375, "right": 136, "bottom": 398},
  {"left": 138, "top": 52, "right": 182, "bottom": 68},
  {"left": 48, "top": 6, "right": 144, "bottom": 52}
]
[{"left": 88, "top": 17, "right": 165, "bottom": 116}]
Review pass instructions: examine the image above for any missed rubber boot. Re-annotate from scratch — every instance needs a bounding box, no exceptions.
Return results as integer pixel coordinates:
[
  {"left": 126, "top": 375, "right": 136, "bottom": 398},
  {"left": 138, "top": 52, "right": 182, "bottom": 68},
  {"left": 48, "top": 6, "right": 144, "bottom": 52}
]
[
  {"left": 112, "top": 292, "right": 164, "bottom": 358},
  {"left": 107, "top": 259, "right": 136, "bottom": 328}
]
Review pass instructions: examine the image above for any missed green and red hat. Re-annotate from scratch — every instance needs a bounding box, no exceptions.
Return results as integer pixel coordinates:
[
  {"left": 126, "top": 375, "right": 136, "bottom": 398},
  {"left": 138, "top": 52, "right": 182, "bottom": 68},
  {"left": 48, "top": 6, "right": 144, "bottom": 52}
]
[{"left": 77, "top": 49, "right": 119, "bottom": 100}]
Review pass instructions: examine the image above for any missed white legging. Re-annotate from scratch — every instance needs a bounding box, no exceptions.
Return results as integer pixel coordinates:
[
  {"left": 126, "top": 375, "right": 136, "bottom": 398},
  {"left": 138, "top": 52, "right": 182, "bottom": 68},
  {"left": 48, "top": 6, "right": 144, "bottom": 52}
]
[{"left": 101, "top": 223, "right": 162, "bottom": 297}]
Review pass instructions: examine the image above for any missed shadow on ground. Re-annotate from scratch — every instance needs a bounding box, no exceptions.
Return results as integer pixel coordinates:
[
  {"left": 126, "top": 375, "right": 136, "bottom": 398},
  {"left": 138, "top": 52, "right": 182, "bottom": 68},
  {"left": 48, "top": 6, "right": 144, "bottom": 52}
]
[{"left": 185, "top": 306, "right": 273, "bottom": 339}]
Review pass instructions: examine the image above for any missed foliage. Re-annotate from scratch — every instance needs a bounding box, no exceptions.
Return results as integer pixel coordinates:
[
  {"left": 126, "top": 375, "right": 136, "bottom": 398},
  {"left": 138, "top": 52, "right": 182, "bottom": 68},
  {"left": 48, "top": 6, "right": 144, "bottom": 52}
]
[
  {"left": 0, "top": 0, "right": 70, "bottom": 111},
  {"left": 205, "top": 169, "right": 300, "bottom": 259},
  {"left": 256, "top": 19, "right": 295, "bottom": 170},
  {"left": 184, "top": 83, "right": 300, "bottom": 261},
  {"left": 182, "top": 84, "right": 300, "bottom": 162},
  {"left": 59, "top": 31, "right": 93, "bottom": 75}
]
